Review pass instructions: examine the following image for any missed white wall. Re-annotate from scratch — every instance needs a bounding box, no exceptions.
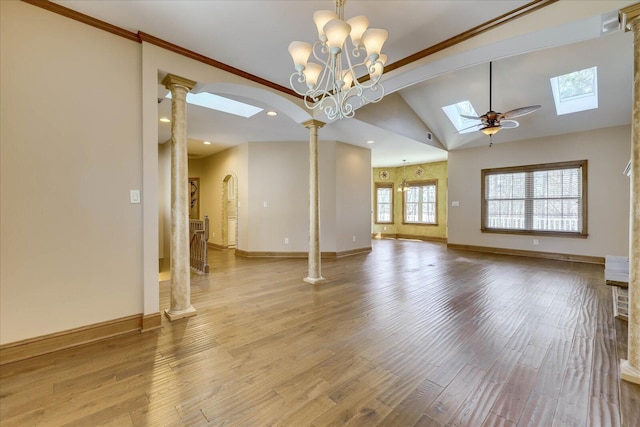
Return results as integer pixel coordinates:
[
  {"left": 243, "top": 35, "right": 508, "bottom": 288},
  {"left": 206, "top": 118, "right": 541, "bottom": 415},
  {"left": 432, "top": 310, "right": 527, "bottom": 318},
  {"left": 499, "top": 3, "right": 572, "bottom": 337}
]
[
  {"left": 448, "top": 125, "right": 631, "bottom": 257},
  {"left": 189, "top": 140, "right": 371, "bottom": 255},
  {"left": 320, "top": 142, "right": 338, "bottom": 252},
  {"left": 158, "top": 142, "right": 171, "bottom": 260},
  {"left": 247, "top": 141, "right": 309, "bottom": 252},
  {"left": 0, "top": 1, "right": 143, "bottom": 344},
  {"left": 245, "top": 140, "right": 372, "bottom": 253},
  {"left": 335, "top": 143, "right": 372, "bottom": 251}
]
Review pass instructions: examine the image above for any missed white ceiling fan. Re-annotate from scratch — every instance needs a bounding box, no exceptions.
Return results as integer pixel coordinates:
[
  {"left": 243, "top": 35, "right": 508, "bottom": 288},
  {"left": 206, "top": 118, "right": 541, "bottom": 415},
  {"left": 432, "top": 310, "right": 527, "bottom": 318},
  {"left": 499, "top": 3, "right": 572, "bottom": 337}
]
[{"left": 460, "top": 61, "right": 540, "bottom": 145}]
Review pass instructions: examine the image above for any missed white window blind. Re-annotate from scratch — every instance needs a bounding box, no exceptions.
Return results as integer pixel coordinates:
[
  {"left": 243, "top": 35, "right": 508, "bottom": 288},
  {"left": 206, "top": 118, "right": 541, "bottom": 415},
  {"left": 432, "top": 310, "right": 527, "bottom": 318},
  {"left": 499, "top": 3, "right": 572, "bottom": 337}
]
[{"left": 482, "top": 161, "right": 587, "bottom": 236}]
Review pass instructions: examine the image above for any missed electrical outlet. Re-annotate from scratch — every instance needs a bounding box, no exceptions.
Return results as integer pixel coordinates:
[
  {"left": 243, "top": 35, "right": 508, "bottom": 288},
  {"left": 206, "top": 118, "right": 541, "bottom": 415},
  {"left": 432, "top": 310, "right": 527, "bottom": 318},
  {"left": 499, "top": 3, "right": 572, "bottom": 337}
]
[
  {"left": 533, "top": 239, "right": 539, "bottom": 246},
  {"left": 263, "top": 201, "right": 268, "bottom": 208},
  {"left": 352, "top": 235, "right": 356, "bottom": 242},
  {"left": 383, "top": 226, "right": 387, "bottom": 231},
  {"left": 284, "top": 237, "right": 289, "bottom": 244}
]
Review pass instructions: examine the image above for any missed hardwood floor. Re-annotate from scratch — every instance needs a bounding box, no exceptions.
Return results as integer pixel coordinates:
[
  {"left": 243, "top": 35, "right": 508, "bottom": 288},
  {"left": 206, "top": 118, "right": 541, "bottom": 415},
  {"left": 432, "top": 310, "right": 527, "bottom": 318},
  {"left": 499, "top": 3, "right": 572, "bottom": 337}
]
[{"left": 1, "top": 239, "right": 638, "bottom": 426}]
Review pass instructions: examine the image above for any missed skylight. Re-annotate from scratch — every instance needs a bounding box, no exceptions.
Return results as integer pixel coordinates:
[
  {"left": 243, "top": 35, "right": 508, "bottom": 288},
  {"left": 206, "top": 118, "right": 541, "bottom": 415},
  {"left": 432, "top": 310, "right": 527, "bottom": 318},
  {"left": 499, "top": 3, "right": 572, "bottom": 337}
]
[
  {"left": 165, "top": 92, "right": 263, "bottom": 118},
  {"left": 550, "top": 66, "right": 598, "bottom": 116},
  {"left": 442, "top": 101, "right": 481, "bottom": 134}
]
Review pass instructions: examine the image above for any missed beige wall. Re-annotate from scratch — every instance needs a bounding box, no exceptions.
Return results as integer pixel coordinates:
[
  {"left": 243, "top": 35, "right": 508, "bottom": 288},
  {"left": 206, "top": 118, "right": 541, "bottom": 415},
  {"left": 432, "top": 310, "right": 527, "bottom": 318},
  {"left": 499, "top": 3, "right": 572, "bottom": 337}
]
[
  {"left": 448, "top": 125, "right": 631, "bottom": 257},
  {"left": 188, "top": 145, "right": 248, "bottom": 249},
  {"left": 336, "top": 143, "right": 373, "bottom": 251},
  {"left": 186, "top": 141, "right": 371, "bottom": 254},
  {"left": 158, "top": 142, "right": 171, "bottom": 260},
  {"left": 247, "top": 141, "right": 310, "bottom": 252},
  {"left": 372, "top": 161, "right": 448, "bottom": 240},
  {"left": 1, "top": 2, "right": 143, "bottom": 343},
  {"left": 0, "top": 0, "right": 343, "bottom": 346}
]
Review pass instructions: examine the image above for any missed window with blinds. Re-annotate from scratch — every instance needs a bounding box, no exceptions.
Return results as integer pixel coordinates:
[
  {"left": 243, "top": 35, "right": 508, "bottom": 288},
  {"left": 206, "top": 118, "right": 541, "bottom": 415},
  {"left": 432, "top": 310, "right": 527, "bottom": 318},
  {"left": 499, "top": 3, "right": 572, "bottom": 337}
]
[
  {"left": 404, "top": 180, "right": 437, "bottom": 224},
  {"left": 481, "top": 160, "right": 587, "bottom": 236},
  {"left": 375, "top": 184, "right": 393, "bottom": 224}
]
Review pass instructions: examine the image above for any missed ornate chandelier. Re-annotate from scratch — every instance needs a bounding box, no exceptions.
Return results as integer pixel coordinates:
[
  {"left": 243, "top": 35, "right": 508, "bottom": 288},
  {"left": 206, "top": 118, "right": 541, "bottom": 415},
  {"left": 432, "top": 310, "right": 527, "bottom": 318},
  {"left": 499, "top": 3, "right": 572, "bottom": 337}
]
[{"left": 288, "top": 0, "right": 388, "bottom": 120}]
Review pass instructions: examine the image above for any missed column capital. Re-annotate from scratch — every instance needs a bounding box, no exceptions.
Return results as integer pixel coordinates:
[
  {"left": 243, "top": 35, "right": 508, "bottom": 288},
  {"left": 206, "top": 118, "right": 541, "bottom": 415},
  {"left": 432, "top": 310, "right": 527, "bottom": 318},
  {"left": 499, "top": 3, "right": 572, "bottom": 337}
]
[
  {"left": 162, "top": 73, "right": 196, "bottom": 92},
  {"left": 302, "top": 119, "right": 326, "bottom": 130},
  {"left": 619, "top": 3, "right": 640, "bottom": 32}
]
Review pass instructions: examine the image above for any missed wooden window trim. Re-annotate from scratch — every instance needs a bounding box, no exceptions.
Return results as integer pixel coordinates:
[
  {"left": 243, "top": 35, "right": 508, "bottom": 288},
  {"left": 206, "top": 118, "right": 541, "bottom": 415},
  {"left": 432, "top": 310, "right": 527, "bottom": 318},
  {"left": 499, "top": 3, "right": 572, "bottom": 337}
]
[
  {"left": 375, "top": 183, "right": 394, "bottom": 224},
  {"left": 481, "top": 160, "right": 588, "bottom": 237},
  {"left": 402, "top": 180, "right": 438, "bottom": 225}
]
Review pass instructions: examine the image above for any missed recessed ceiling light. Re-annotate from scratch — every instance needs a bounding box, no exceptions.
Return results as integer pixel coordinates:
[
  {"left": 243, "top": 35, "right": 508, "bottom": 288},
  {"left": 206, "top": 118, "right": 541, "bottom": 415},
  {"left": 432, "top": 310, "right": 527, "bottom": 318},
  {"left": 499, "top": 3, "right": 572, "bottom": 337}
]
[
  {"left": 366, "top": 140, "right": 375, "bottom": 144},
  {"left": 266, "top": 111, "right": 277, "bottom": 117},
  {"left": 203, "top": 141, "right": 212, "bottom": 145},
  {"left": 159, "top": 117, "right": 170, "bottom": 123}
]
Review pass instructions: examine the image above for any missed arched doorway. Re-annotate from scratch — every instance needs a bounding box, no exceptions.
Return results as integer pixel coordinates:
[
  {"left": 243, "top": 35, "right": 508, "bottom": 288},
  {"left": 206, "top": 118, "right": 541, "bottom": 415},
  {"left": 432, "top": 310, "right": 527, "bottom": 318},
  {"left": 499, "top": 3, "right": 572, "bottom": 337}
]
[{"left": 222, "top": 174, "right": 238, "bottom": 248}]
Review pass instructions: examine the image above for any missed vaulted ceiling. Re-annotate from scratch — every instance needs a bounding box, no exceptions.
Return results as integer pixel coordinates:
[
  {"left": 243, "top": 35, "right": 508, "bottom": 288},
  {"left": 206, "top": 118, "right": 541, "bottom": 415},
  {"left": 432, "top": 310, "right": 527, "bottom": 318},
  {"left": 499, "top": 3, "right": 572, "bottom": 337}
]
[{"left": 53, "top": 0, "right": 636, "bottom": 166}]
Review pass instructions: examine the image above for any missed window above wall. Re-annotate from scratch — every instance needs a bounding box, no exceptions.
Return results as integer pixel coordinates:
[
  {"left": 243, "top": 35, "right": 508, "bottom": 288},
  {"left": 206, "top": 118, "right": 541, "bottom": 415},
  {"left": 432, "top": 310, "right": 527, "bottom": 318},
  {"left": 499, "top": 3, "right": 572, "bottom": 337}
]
[
  {"left": 481, "top": 160, "right": 588, "bottom": 237},
  {"left": 166, "top": 92, "right": 263, "bottom": 117},
  {"left": 550, "top": 67, "right": 598, "bottom": 116},
  {"left": 442, "top": 100, "right": 481, "bottom": 134}
]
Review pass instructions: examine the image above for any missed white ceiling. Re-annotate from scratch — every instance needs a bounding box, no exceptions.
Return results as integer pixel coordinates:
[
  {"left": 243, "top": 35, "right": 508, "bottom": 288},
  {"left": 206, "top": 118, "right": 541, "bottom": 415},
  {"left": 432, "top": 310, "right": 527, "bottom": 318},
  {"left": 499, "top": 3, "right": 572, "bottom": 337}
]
[{"left": 55, "top": 0, "right": 635, "bottom": 167}]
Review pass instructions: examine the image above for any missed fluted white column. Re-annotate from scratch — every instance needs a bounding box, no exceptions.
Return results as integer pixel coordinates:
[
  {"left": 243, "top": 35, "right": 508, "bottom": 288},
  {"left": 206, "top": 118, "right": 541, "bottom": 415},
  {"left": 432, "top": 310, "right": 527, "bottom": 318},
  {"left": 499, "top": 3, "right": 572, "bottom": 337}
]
[
  {"left": 303, "top": 119, "right": 325, "bottom": 285},
  {"left": 621, "top": 4, "right": 640, "bottom": 385},
  {"left": 162, "top": 74, "right": 197, "bottom": 321}
]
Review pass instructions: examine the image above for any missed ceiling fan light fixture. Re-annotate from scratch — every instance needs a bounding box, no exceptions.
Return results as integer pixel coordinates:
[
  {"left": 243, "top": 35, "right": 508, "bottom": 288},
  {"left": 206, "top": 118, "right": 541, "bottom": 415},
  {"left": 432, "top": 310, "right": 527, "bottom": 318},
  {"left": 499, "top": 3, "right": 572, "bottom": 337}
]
[
  {"left": 466, "top": 61, "right": 540, "bottom": 138},
  {"left": 480, "top": 125, "right": 501, "bottom": 136}
]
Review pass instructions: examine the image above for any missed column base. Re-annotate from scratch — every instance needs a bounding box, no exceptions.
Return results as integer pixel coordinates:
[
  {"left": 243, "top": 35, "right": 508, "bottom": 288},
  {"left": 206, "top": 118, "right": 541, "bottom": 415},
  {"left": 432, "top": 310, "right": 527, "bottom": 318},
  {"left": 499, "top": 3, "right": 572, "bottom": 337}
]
[
  {"left": 620, "top": 359, "right": 640, "bottom": 384},
  {"left": 303, "top": 276, "right": 325, "bottom": 285},
  {"left": 164, "top": 306, "right": 197, "bottom": 321}
]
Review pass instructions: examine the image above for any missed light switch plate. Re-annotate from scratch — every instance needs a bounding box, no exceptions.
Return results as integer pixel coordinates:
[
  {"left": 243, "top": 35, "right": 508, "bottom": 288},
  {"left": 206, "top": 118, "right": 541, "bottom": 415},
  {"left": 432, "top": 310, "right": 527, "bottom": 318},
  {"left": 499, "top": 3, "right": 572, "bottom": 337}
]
[{"left": 130, "top": 189, "right": 141, "bottom": 204}]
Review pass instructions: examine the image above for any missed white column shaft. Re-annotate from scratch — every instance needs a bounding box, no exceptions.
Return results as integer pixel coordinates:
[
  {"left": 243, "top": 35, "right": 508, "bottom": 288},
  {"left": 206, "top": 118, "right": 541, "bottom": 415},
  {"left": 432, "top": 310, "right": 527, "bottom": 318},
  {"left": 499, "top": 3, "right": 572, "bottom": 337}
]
[
  {"left": 163, "top": 75, "right": 197, "bottom": 321},
  {"left": 303, "top": 120, "right": 325, "bottom": 285}
]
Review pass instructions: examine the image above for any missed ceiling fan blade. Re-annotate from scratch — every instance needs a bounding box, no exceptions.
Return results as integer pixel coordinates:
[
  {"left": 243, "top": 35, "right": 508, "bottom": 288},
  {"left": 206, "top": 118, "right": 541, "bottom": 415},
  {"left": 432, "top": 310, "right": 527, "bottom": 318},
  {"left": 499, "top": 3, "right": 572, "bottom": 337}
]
[
  {"left": 455, "top": 123, "right": 482, "bottom": 133},
  {"left": 502, "top": 105, "right": 541, "bottom": 119},
  {"left": 460, "top": 114, "right": 481, "bottom": 120},
  {"left": 500, "top": 119, "right": 519, "bottom": 129}
]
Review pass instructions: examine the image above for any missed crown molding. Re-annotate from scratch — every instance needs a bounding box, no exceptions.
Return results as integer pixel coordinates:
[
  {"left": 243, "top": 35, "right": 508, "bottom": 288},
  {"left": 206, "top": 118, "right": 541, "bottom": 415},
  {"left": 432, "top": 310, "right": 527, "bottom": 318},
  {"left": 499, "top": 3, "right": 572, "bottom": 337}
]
[
  {"left": 619, "top": 2, "right": 640, "bottom": 31},
  {"left": 21, "top": 0, "right": 139, "bottom": 42},
  {"left": 384, "top": 0, "right": 558, "bottom": 74},
  {"left": 21, "top": 0, "right": 558, "bottom": 100}
]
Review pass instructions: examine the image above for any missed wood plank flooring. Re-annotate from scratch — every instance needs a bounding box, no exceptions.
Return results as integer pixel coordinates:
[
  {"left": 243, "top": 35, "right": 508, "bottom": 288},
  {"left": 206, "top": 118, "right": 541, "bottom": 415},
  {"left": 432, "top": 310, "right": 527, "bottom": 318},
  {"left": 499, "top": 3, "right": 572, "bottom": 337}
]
[{"left": 1, "top": 238, "right": 639, "bottom": 426}]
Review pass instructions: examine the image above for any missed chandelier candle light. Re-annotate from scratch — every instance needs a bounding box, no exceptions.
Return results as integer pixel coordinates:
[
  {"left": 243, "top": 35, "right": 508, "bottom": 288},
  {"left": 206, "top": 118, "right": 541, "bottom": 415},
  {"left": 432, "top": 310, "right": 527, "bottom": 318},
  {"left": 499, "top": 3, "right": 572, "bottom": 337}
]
[{"left": 288, "top": 0, "right": 388, "bottom": 120}]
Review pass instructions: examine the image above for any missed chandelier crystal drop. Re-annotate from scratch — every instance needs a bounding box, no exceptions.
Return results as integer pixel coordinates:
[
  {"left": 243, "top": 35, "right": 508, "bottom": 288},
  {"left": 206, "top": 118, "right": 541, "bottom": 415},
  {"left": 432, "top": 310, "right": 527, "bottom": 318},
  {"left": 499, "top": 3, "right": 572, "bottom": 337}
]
[{"left": 288, "top": 0, "right": 388, "bottom": 120}]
